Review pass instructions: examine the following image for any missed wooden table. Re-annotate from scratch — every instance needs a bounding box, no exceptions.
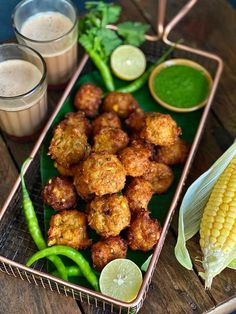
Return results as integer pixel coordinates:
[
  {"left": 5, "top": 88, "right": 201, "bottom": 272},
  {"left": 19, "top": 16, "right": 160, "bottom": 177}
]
[{"left": 1, "top": 0, "right": 236, "bottom": 313}]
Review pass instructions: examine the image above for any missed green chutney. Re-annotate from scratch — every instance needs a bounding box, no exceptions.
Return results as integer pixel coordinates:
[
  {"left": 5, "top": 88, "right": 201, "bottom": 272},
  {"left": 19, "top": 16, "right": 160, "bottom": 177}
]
[{"left": 153, "top": 64, "right": 210, "bottom": 108}]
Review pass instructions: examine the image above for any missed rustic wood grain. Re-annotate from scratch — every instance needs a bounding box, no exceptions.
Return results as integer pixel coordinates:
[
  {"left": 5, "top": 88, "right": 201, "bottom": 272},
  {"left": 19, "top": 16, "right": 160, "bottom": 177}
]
[
  {"left": 139, "top": 232, "right": 215, "bottom": 314},
  {"left": 1, "top": 0, "right": 236, "bottom": 313},
  {"left": 0, "top": 272, "right": 81, "bottom": 314},
  {"left": 0, "top": 135, "right": 18, "bottom": 207}
]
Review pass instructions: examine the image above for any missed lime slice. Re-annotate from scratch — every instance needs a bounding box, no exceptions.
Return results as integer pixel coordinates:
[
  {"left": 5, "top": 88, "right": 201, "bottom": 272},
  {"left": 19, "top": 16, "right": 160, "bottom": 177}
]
[
  {"left": 99, "top": 258, "right": 143, "bottom": 302},
  {"left": 110, "top": 45, "right": 146, "bottom": 81}
]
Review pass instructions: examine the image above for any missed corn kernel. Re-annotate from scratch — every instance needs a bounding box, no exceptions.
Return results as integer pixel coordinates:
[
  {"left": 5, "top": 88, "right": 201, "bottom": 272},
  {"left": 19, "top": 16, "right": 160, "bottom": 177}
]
[
  {"left": 213, "top": 222, "right": 223, "bottom": 230},
  {"left": 210, "top": 236, "right": 217, "bottom": 244},
  {"left": 227, "top": 210, "right": 235, "bottom": 218},
  {"left": 200, "top": 239, "right": 205, "bottom": 248},
  {"left": 221, "top": 228, "right": 230, "bottom": 236},
  {"left": 217, "top": 235, "right": 226, "bottom": 244},
  {"left": 224, "top": 239, "right": 235, "bottom": 248},
  {"left": 211, "top": 229, "right": 220, "bottom": 237},
  {"left": 215, "top": 216, "right": 224, "bottom": 223},
  {"left": 220, "top": 203, "right": 229, "bottom": 212},
  {"left": 225, "top": 217, "right": 234, "bottom": 225},
  {"left": 229, "top": 233, "right": 236, "bottom": 242},
  {"left": 225, "top": 191, "right": 234, "bottom": 198}
]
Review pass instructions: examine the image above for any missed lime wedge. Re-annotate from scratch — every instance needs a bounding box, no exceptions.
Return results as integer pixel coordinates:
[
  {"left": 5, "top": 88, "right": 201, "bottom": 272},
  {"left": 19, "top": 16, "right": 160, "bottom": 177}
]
[
  {"left": 99, "top": 258, "right": 143, "bottom": 302},
  {"left": 110, "top": 45, "right": 146, "bottom": 81}
]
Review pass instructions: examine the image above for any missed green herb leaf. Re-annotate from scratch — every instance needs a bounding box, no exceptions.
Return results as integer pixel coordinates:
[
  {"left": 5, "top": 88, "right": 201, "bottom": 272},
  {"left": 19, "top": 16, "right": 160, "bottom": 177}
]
[
  {"left": 117, "top": 21, "right": 150, "bottom": 46},
  {"left": 85, "top": 2, "right": 121, "bottom": 26},
  {"left": 97, "top": 29, "right": 122, "bottom": 59}
]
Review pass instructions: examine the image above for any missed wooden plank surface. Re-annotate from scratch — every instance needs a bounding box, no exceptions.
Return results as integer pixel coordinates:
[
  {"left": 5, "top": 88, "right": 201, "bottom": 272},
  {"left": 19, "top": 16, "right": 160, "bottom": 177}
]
[{"left": 0, "top": 0, "right": 236, "bottom": 313}]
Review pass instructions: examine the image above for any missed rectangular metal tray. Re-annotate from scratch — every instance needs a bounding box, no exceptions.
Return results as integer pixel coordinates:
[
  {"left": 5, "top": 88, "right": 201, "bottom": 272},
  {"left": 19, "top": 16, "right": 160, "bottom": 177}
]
[{"left": 0, "top": 1, "right": 223, "bottom": 313}]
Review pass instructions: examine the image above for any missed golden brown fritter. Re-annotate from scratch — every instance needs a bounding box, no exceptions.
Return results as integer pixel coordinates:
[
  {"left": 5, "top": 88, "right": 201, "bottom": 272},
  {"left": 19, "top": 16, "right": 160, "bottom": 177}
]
[
  {"left": 54, "top": 162, "right": 81, "bottom": 177},
  {"left": 73, "top": 165, "right": 94, "bottom": 201},
  {"left": 87, "top": 194, "right": 131, "bottom": 237},
  {"left": 155, "top": 138, "right": 189, "bottom": 165},
  {"left": 74, "top": 83, "right": 102, "bottom": 118},
  {"left": 93, "top": 127, "right": 129, "bottom": 154},
  {"left": 65, "top": 111, "right": 91, "bottom": 136},
  {"left": 129, "top": 134, "right": 155, "bottom": 160},
  {"left": 118, "top": 145, "right": 151, "bottom": 177},
  {"left": 42, "top": 176, "right": 77, "bottom": 211},
  {"left": 48, "top": 210, "right": 91, "bottom": 249},
  {"left": 91, "top": 236, "right": 128, "bottom": 271},
  {"left": 82, "top": 152, "right": 126, "bottom": 196},
  {"left": 142, "top": 162, "right": 174, "bottom": 194},
  {"left": 48, "top": 116, "right": 90, "bottom": 168},
  {"left": 140, "top": 112, "right": 181, "bottom": 146},
  {"left": 92, "top": 112, "right": 121, "bottom": 135},
  {"left": 125, "top": 110, "right": 145, "bottom": 133},
  {"left": 125, "top": 178, "right": 154, "bottom": 214},
  {"left": 103, "top": 91, "right": 139, "bottom": 118},
  {"left": 127, "top": 211, "right": 161, "bottom": 251}
]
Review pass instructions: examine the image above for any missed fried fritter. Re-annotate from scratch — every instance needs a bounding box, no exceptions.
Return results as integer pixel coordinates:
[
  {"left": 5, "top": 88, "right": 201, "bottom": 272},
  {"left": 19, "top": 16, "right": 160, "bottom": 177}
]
[
  {"left": 103, "top": 91, "right": 139, "bottom": 118},
  {"left": 142, "top": 161, "right": 174, "bottom": 194},
  {"left": 129, "top": 134, "right": 155, "bottom": 160},
  {"left": 82, "top": 152, "right": 126, "bottom": 196},
  {"left": 73, "top": 165, "right": 94, "bottom": 201},
  {"left": 92, "top": 112, "right": 121, "bottom": 135},
  {"left": 54, "top": 162, "right": 80, "bottom": 177},
  {"left": 48, "top": 210, "right": 91, "bottom": 249},
  {"left": 65, "top": 111, "right": 91, "bottom": 136},
  {"left": 74, "top": 83, "right": 102, "bottom": 118},
  {"left": 42, "top": 176, "right": 77, "bottom": 211},
  {"left": 125, "top": 177, "right": 154, "bottom": 214},
  {"left": 127, "top": 211, "right": 161, "bottom": 251},
  {"left": 140, "top": 112, "right": 181, "bottom": 146},
  {"left": 118, "top": 145, "right": 151, "bottom": 177},
  {"left": 125, "top": 110, "right": 145, "bottom": 133},
  {"left": 48, "top": 114, "right": 90, "bottom": 168},
  {"left": 87, "top": 194, "right": 131, "bottom": 237},
  {"left": 91, "top": 236, "right": 128, "bottom": 271},
  {"left": 155, "top": 138, "right": 189, "bottom": 165},
  {"left": 93, "top": 127, "right": 129, "bottom": 154}
]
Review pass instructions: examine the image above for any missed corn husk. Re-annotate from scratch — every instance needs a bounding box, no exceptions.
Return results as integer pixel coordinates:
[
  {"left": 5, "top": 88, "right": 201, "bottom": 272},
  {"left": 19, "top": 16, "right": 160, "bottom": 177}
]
[{"left": 175, "top": 141, "right": 236, "bottom": 283}]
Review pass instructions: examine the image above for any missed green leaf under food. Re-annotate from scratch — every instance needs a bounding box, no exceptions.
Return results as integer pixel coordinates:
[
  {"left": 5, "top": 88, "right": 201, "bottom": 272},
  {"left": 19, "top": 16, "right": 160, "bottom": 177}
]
[
  {"left": 41, "top": 70, "right": 203, "bottom": 289},
  {"left": 117, "top": 21, "right": 150, "bottom": 46},
  {"left": 141, "top": 254, "right": 152, "bottom": 272},
  {"left": 175, "top": 140, "right": 236, "bottom": 270}
]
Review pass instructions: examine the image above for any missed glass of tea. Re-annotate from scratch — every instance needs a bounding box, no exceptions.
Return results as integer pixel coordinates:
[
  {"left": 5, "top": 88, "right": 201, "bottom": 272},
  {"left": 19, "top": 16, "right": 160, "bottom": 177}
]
[
  {"left": 0, "top": 43, "right": 47, "bottom": 140},
  {"left": 12, "top": 0, "right": 78, "bottom": 89}
]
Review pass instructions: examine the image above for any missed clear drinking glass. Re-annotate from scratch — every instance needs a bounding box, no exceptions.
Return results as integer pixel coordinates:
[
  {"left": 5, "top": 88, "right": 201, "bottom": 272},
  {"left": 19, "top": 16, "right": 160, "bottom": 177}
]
[
  {"left": 0, "top": 43, "right": 47, "bottom": 140},
  {"left": 12, "top": 0, "right": 78, "bottom": 88}
]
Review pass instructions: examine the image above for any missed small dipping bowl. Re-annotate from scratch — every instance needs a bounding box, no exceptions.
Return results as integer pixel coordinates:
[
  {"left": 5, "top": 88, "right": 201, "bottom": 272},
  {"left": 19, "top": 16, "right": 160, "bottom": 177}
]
[{"left": 148, "top": 59, "right": 213, "bottom": 113}]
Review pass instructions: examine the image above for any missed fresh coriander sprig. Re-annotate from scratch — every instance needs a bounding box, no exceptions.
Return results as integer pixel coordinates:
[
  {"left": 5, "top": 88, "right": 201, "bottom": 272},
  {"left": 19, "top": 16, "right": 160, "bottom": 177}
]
[{"left": 78, "top": 1, "right": 150, "bottom": 91}]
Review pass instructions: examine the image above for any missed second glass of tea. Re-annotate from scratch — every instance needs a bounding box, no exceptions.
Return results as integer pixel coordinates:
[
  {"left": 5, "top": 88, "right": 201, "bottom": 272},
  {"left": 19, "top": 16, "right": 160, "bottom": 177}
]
[{"left": 13, "top": 0, "right": 78, "bottom": 88}]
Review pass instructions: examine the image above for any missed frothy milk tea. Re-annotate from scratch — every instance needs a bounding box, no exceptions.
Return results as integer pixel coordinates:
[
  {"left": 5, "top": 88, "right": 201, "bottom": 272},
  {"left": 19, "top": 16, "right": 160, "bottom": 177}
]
[
  {"left": 20, "top": 12, "right": 78, "bottom": 85},
  {"left": 0, "top": 59, "right": 47, "bottom": 137}
]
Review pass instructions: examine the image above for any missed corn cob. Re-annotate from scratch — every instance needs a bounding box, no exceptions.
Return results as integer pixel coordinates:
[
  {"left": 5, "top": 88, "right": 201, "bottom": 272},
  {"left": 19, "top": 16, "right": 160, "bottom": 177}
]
[{"left": 199, "top": 155, "right": 236, "bottom": 288}]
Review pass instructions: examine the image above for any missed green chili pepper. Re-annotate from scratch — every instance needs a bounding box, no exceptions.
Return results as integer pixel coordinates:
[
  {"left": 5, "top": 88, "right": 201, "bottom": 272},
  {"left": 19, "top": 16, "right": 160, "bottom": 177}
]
[
  {"left": 26, "top": 245, "right": 100, "bottom": 291},
  {"left": 21, "top": 158, "right": 68, "bottom": 281},
  {"left": 117, "top": 44, "right": 177, "bottom": 94},
  {"left": 88, "top": 49, "right": 115, "bottom": 91},
  {"left": 51, "top": 265, "right": 82, "bottom": 278}
]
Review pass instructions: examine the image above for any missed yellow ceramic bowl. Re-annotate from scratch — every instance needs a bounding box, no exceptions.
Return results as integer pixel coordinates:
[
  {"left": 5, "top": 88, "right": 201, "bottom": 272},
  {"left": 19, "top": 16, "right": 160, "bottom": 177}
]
[{"left": 148, "top": 58, "right": 213, "bottom": 113}]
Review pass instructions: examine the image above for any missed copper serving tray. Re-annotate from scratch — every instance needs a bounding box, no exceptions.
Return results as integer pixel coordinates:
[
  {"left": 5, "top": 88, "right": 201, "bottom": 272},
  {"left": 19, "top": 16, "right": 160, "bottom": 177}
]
[{"left": 0, "top": 1, "right": 223, "bottom": 313}]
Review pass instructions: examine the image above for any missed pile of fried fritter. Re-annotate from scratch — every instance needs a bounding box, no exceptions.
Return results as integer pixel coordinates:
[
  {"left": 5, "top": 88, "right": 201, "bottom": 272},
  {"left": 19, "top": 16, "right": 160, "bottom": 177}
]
[{"left": 42, "top": 83, "right": 189, "bottom": 271}]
